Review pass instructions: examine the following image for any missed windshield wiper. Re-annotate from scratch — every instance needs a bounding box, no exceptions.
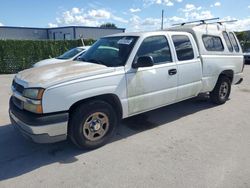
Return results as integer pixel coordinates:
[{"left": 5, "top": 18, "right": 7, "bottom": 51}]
[
  {"left": 77, "top": 58, "right": 107, "bottom": 66},
  {"left": 78, "top": 58, "right": 85, "bottom": 61},
  {"left": 87, "top": 59, "right": 106, "bottom": 66},
  {"left": 56, "top": 57, "right": 68, "bottom": 60}
]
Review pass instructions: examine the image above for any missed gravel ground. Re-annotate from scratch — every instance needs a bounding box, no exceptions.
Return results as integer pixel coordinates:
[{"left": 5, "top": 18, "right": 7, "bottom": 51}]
[{"left": 0, "top": 66, "right": 250, "bottom": 188}]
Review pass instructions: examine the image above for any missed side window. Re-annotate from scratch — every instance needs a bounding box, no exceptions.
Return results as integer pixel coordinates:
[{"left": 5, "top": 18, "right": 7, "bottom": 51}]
[
  {"left": 202, "top": 35, "right": 224, "bottom": 51},
  {"left": 172, "top": 35, "right": 194, "bottom": 61},
  {"left": 136, "top": 35, "right": 172, "bottom": 64},
  {"left": 229, "top": 32, "right": 240, "bottom": 52},
  {"left": 222, "top": 32, "right": 233, "bottom": 52}
]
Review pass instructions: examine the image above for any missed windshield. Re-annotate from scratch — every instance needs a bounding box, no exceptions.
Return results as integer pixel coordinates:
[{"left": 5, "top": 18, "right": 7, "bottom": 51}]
[
  {"left": 57, "top": 47, "right": 84, "bottom": 60},
  {"left": 78, "top": 36, "right": 138, "bottom": 67}
]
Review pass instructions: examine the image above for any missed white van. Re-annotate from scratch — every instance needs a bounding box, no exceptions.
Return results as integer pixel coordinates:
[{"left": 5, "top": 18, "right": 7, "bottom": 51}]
[{"left": 33, "top": 46, "right": 90, "bottom": 67}]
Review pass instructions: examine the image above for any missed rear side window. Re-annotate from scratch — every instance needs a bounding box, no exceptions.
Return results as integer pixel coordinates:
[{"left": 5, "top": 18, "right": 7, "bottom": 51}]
[
  {"left": 202, "top": 35, "right": 224, "bottom": 51},
  {"left": 222, "top": 32, "right": 233, "bottom": 52},
  {"left": 172, "top": 35, "right": 194, "bottom": 61},
  {"left": 136, "top": 35, "right": 172, "bottom": 64},
  {"left": 229, "top": 32, "right": 240, "bottom": 52}
]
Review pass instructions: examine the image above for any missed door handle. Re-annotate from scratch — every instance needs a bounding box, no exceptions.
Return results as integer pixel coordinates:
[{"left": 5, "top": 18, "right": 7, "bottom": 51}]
[{"left": 168, "top": 69, "right": 177, "bottom": 75}]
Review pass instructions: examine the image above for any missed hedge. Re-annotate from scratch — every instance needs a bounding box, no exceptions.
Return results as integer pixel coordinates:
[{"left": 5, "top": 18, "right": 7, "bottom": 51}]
[
  {"left": 0, "top": 39, "right": 95, "bottom": 74},
  {"left": 0, "top": 37, "right": 248, "bottom": 74},
  {"left": 239, "top": 41, "right": 250, "bottom": 52}
]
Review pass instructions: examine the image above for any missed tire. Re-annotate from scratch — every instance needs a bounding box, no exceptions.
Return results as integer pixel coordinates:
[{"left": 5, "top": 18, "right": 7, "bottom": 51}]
[
  {"left": 210, "top": 76, "right": 231, "bottom": 105},
  {"left": 69, "top": 100, "right": 118, "bottom": 150}
]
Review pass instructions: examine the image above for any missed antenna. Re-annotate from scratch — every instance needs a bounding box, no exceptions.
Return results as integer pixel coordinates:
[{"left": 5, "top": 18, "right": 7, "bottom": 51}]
[
  {"left": 161, "top": 10, "right": 164, "bottom": 30},
  {"left": 79, "top": 34, "right": 85, "bottom": 46},
  {"left": 172, "top": 17, "right": 220, "bottom": 26}
]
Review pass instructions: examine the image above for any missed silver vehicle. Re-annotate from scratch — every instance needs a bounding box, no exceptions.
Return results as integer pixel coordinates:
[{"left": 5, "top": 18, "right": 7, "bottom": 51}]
[
  {"left": 33, "top": 46, "right": 90, "bottom": 67},
  {"left": 244, "top": 49, "right": 250, "bottom": 64}
]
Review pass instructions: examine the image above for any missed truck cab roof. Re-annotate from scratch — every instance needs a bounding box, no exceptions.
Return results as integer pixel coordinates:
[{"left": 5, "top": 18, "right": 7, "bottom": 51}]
[
  {"left": 105, "top": 30, "right": 188, "bottom": 38},
  {"left": 107, "top": 23, "right": 242, "bottom": 56}
]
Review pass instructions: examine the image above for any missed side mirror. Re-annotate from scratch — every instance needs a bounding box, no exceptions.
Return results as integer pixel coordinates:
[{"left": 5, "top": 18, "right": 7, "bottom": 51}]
[{"left": 132, "top": 56, "right": 154, "bottom": 69}]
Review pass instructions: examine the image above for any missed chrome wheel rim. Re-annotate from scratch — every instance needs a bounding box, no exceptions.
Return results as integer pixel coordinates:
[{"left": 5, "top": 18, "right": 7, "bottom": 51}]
[
  {"left": 83, "top": 112, "right": 109, "bottom": 141},
  {"left": 219, "top": 82, "right": 229, "bottom": 100}
]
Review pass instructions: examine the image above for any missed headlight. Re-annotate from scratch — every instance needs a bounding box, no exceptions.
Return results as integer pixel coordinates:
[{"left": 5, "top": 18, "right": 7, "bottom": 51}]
[
  {"left": 23, "top": 103, "right": 43, "bottom": 114},
  {"left": 22, "top": 88, "right": 44, "bottom": 113},
  {"left": 23, "top": 88, "right": 44, "bottom": 100}
]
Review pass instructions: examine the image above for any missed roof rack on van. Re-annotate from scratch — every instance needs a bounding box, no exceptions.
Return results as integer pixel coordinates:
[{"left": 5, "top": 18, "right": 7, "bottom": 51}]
[{"left": 172, "top": 17, "right": 220, "bottom": 26}]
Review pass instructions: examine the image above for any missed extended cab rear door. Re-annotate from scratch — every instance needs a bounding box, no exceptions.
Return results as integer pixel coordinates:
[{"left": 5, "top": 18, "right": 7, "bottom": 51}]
[{"left": 169, "top": 33, "right": 203, "bottom": 100}]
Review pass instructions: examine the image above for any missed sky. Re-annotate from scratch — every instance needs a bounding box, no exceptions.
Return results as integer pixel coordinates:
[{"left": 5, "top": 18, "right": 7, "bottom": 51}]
[{"left": 0, "top": 0, "right": 250, "bottom": 31}]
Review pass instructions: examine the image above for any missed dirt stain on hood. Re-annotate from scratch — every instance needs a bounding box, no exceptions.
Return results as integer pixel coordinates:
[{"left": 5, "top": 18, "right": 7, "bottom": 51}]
[{"left": 16, "top": 61, "right": 115, "bottom": 88}]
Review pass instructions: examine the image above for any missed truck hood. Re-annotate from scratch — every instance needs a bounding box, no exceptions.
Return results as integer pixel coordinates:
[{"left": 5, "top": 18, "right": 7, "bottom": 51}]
[
  {"left": 15, "top": 61, "right": 115, "bottom": 88},
  {"left": 33, "top": 58, "right": 67, "bottom": 68}
]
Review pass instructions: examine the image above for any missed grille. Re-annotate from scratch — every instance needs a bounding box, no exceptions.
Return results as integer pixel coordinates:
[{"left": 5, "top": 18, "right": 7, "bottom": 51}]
[
  {"left": 12, "top": 96, "right": 23, "bottom": 110},
  {"left": 12, "top": 80, "right": 24, "bottom": 94}
]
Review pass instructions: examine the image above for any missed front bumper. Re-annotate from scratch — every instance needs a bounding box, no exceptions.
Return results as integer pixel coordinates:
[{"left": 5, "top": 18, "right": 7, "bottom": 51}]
[{"left": 9, "top": 98, "right": 68, "bottom": 143}]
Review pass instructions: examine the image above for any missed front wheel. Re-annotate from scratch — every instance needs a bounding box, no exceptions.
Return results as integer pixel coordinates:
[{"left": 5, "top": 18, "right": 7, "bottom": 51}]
[
  {"left": 69, "top": 100, "right": 118, "bottom": 149},
  {"left": 210, "top": 76, "right": 231, "bottom": 105}
]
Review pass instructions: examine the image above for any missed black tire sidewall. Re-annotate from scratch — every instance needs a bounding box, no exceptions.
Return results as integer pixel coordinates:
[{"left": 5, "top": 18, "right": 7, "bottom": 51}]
[
  {"left": 220, "top": 80, "right": 231, "bottom": 102},
  {"left": 70, "top": 101, "right": 118, "bottom": 149},
  {"left": 210, "top": 76, "right": 231, "bottom": 104}
]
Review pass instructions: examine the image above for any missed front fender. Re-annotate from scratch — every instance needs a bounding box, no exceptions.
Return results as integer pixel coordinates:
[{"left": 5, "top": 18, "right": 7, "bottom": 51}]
[{"left": 42, "top": 74, "right": 127, "bottom": 114}]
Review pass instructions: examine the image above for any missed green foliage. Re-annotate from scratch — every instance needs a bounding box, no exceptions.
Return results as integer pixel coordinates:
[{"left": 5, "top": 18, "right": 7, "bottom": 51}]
[
  {"left": 235, "top": 31, "right": 247, "bottom": 42},
  {"left": 235, "top": 31, "right": 250, "bottom": 52},
  {"left": 100, "top": 23, "right": 117, "bottom": 28},
  {"left": 0, "top": 39, "right": 95, "bottom": 74}
]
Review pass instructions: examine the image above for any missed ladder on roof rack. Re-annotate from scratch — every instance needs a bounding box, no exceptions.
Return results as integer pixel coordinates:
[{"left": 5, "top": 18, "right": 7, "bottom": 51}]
[{"left": 172, "top": 17, "right": 220, "bottom": 26}]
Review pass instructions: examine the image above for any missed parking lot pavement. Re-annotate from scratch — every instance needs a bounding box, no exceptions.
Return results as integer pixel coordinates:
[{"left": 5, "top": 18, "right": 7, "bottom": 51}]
[{"left": 0, "top": 66, "right": 250, "bottom": 188}]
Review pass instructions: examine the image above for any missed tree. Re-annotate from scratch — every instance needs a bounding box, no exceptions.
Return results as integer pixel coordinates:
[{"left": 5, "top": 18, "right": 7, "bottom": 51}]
[
  {"left": 236, "top": 31, "right": 250, "bottom": 51},
  {"left": 236, "top": 31, "right": 248, "bottom": 42},
  {"left": 100, "top": 23, "right": 117, "bottom": 28}
]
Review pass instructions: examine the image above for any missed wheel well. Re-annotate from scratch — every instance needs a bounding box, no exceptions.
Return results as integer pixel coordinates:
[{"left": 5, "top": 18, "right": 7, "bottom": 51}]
[
  {"left": 69, "top": 94, "right": 123, "bottom": 119},
  {"left": 219, "top": 70, "right": 234, "bottom": 83}
]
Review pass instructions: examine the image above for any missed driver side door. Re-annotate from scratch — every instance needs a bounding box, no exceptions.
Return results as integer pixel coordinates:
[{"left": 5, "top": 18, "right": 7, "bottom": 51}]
[{"left": 125, "top": 35, "right": 178, "bottom": 116}]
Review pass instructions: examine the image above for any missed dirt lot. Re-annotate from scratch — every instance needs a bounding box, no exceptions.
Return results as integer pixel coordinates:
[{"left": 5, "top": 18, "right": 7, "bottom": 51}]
[{"left": 0, "top": 66, "right": 250, "bottom": 188}]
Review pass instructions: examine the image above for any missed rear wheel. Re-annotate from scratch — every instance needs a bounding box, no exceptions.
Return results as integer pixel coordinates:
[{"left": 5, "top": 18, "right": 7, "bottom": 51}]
[
  {"left": 210, "top": 76, "right": 231, "bottom": 105},
  {"left": 69, "top": 100, "right": 118, "bottom": 149}
]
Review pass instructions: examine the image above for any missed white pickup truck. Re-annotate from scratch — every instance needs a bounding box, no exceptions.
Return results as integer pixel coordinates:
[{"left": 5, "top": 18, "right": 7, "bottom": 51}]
[{"left": 9, "top": 23, "right": 244, "bottom": 149}]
